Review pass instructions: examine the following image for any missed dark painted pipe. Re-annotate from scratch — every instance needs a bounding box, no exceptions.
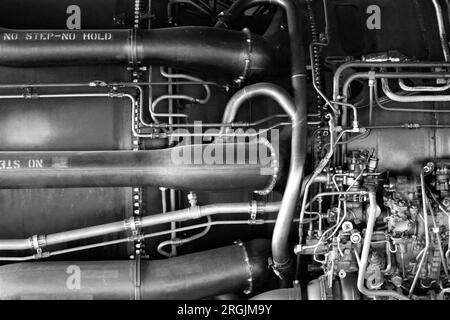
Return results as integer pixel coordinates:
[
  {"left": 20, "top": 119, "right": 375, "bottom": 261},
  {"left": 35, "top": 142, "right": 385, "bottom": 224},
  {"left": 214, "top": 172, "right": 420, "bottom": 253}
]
[
  {"left": 0, "top": 27, "right": 274, "bottom": 79},
  {"left": 0, "top": 240, "right": 271, "bottom": 300},
  {"left": 0, "top": 142, "right": 275, "bottom": 191}
]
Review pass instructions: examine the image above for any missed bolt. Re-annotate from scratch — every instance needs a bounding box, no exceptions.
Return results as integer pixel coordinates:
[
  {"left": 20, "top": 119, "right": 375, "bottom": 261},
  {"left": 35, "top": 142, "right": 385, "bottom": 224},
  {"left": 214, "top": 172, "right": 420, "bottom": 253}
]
[
  {"left": 350, "top": 233, "right": 362, "bottom": 244},
  {"left": 342, "top": 221, "right": 353, "bottom": 232},
  {"left": 187, "top": 192, "right": 198, "bottom": 207}
]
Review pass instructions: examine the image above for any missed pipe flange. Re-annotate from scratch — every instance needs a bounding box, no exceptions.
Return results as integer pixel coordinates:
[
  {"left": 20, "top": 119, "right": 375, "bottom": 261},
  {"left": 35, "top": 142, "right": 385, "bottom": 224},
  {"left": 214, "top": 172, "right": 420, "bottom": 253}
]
[
  {"left": 235, "top": 240, "right": 254, "bottom": 295},
  {"left": 233, "top": 28, "right": 253, "bottom": 86},
  {"left": 128, "top": 29, "right": 141, "bottom": 67}
]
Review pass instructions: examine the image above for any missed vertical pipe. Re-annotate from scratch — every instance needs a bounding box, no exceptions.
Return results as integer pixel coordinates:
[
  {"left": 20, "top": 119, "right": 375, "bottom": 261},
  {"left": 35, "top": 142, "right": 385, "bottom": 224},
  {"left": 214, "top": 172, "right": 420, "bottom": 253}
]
[
  {"left": 433, "top": 0, "right": 450, "bottom": 62},
  {"left": 221, "top": 83, "right": 305, "bottom": 282},
  {"left": 409, "top": 171, "right": 430, "bottom": 297},
  {"left": 357, "top": 189, "right": 409, "bottom": 300},
  {"left": 216, "top": 0, "right": 309, "bottom": 281}
]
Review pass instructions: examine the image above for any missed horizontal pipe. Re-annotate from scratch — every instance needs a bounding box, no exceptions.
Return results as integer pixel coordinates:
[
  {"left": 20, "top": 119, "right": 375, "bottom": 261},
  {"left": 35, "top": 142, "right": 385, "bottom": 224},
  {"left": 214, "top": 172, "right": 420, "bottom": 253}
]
[
  {"left": 341, "top": 71, "right": 450, "bottom": 99},
  {"left": 398, "top": 79, "right": 450, "bottom": 92},
  {"left": 0, "top": 27, "right": 274, "bottom": 79},
  {"left": 333, "top": 61, "right": 450, "bottom": 100},
  {"left": 381, "top": 78, "right": 450, "bottom": 102},
  {"left": 0, "top": 240, "right": 271, "bottom": 300},
  {"left": 0, "top": 202, "right": 281, "bottom": 251},
  {"left": 0, "top": 142, "right": 275, "bottom": 190},
  {"left": 342, "top": 72, "right": 450, "bottom": 113}
]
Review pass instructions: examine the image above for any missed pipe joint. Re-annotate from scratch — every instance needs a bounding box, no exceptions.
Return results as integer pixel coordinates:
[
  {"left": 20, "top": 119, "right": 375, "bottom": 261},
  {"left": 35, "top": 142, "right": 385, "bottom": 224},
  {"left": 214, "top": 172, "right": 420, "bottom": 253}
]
[{"left": 29, "top": 235, "right": 47, "bottom": 252}]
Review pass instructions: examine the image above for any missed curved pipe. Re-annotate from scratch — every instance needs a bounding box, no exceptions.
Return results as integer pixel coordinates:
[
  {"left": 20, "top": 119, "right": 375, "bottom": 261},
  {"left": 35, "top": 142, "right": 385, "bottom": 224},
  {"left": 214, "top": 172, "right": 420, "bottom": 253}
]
[
  {"left": 221, "top": 83, "right": 307, "bottom": 280},
  {"left": 342, "top": 72, "right": 450, "bottom": 113},
  {"left": 381, "top": 78, "right": 450, "bottom": 102},
  {"left": 0, "top": 240, "right": 271, "bottom": 300},
  {"left": 215, "top": 0, "right": 307, "bottom": 282},
  {"left": 398, "top": 79, "right": 450, "bottom": 92},
  {"left": 357, "top": 189, "right": 409, "bottom": 300},
  {"left": 0, "top": 27, "right": 274, "bottom": 80},
  {"left": 332, "top": 61, "right": 450, "bottom": 101},
  {"left": 215, "top": 0, "right": 307, "bottom": 106}
]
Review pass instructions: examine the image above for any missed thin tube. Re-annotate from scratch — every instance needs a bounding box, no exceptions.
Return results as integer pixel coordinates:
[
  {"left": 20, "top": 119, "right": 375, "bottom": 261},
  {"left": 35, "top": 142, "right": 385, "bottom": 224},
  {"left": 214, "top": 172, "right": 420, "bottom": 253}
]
[
  {"left": 357, "top": 189, "right": 409, "bottom": 300},
  {"left": 398, "top": 79, "right": 450, "bottom": 92},
  {"left": 340, "top": 71, "right": 450, "bottom": 113},
  {"left": 333, "top": 61, "right": 450, "bottom": 101},
  {"left": 409, "top": 172, "right": 431, "bottom": 297},
  {"left": 0, "top": 217, "right": 303, "bottom": 262},
  {"left": 382, "top": 78, "right": 450, "bottom": 102},
  {"left": 158, "top": 216, "right": 212, "bottom": 257},
  {"left": 0, "top": 202, "right": 281, "bottom": 251}
]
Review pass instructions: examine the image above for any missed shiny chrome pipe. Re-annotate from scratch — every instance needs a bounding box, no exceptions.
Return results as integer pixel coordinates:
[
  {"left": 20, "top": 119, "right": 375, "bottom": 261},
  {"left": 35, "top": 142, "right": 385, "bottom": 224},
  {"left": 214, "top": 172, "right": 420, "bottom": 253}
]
[
  {"left": 221, "top": 83, "right": 307, "bottom": 280},
  {"left": 0, "top": 202, "right": 281, "bottom": 252}
]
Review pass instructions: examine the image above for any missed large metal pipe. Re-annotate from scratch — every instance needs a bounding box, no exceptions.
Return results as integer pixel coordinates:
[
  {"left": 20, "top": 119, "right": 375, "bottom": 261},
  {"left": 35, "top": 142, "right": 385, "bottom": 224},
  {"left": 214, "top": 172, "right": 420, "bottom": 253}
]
[
  {"left": 0, "top": 142, "right": 274, "bottom": 191},
  {"left": 216, "top": 0, "right": 308, "bottom": 281},
  {"left": 0, "top": 27, "right": 273, "bottom": 80},
  {"left": 221, "top": 83, "right": 306, "bottom": 281},
  {"left": 0, "top": 240, "right": 271, "bottom": 300}
]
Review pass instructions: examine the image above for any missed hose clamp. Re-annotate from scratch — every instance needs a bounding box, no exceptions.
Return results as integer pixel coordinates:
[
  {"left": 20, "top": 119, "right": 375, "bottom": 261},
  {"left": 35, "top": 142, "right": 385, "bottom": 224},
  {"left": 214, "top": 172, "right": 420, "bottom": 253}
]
[
  {"left": 249, "top": 201, "right": 265, "bottom": 220},
  {"left": 269, "top": 257, "right": 291, "bottom": 280},
  {"left": 188, "top": 206, "right": 202, "bottom": 220},
  {"left": 125, "top": 217, "right": 142, "bottom": 236},
  {"left": 29, "top": 234, "right": 47, "bottom": 256}
]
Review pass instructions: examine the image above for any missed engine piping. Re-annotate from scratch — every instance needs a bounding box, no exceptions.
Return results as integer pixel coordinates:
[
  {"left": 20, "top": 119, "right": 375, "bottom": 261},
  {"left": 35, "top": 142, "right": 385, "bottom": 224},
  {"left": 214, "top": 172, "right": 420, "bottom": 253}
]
[
  {"left": 221, "top": 83, "right": 306, "bottom": 282},
  {"left": 0, "top": 240, "right": 271, "bottom": 300},
  {"left": 0, "top": 142, "right": 274, "bottom": 191},
  {"left": 0, "top": 27, "right": 273, "bottom": 80},
  {"left": 356, "top": 188, "right": 409, "bottom": 300},
  {"left": 217, "top": 0, "right": 308, "bottom": 281},
  {"left": 0, "top": 202, "right": 281, "bottom": 252}
]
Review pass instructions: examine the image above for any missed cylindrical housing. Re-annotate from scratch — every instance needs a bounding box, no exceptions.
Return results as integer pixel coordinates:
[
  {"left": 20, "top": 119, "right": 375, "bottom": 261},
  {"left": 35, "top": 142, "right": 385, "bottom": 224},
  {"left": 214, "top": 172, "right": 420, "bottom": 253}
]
[
  {"left": 0, "top": 142, "right": 275, "bottom": 191},
  {"left": 0, "top": 240, "right": 271, "bottom": 300},
  {"left": 0, "top": 27, "right": 274, "bottom": 79}
]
